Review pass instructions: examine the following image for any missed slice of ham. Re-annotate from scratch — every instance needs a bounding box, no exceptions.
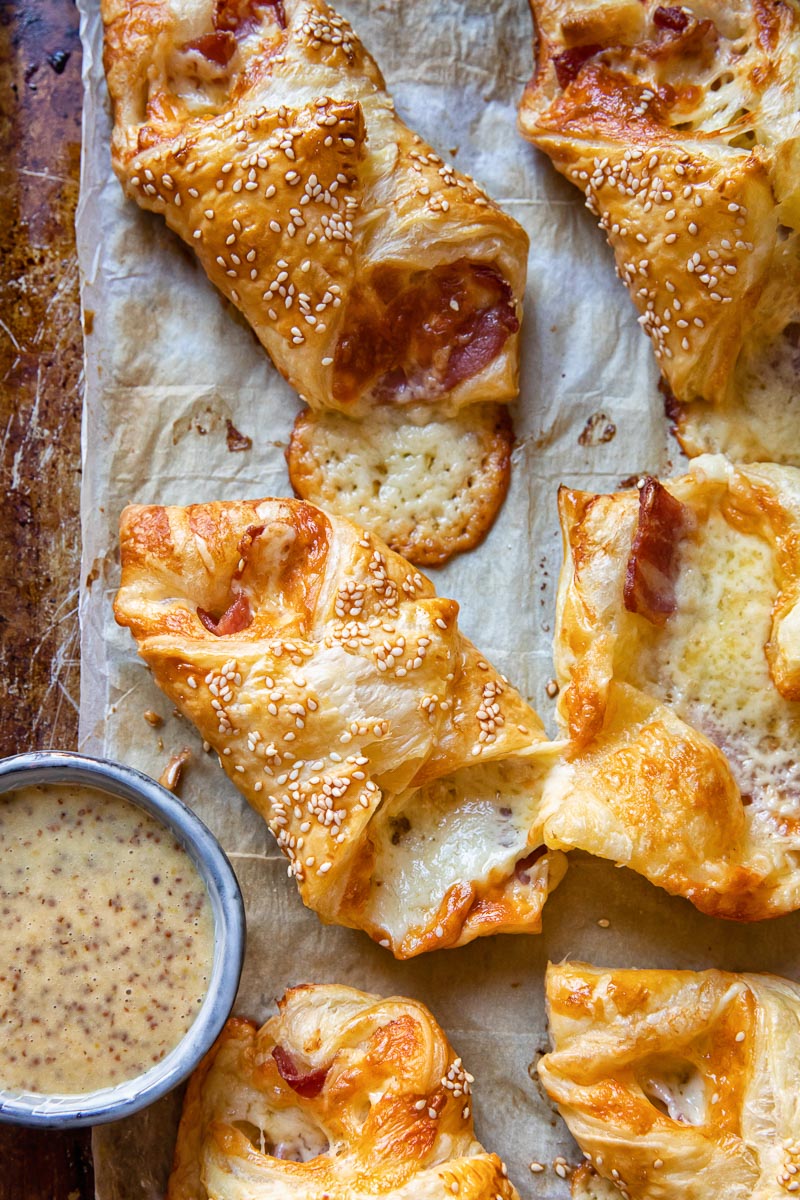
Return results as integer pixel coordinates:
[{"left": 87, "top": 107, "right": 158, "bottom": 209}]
[
  {"left": 214, "top": 0, "right": 287, "bottom": 36},
  {"left": 197, "top": 592, "right": 253, "bottom": 636},
  {"left": 235, "top": 524, "right": 266, "bottom": 575},
  {"left": 553, "top": 45, "right": 603, "bottom": 88},
  {"left": 333, "top": 260, "right": 518, "bottom": 404},
  {"left": 652, "top": 6, "right": 690, "bottom": 32},
  {"left": 183, "top": 30, "right": 237, "bottom": 66},
  {"left": 272, "top": 1046, "right": 329, "bottom": 1098},
  {"left": 443, "top": 302, "right": 519, "bottom": 390},
  {"left": 623, "top": 477, "right": 692, "bottom": 627}
]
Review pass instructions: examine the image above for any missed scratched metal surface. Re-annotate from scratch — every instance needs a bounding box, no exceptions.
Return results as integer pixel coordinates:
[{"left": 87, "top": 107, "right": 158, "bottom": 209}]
[{"left": 0, "top": 0, "right": 93, "bottom": 1193}]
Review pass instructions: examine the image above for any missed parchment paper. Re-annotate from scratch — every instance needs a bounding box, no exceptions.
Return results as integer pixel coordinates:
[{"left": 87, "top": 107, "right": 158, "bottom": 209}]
[{"left": 75, "top": 1, "right": 800, "bottom": 1196}]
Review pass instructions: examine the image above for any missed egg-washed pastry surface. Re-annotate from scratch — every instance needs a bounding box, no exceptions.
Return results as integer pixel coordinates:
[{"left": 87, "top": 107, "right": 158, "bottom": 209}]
[
  {"left": 114, "top": 497, "right": 566, "bottom": 958},
  {"left": 101, "top": 0, "right": 528, "bottom": 564},
  {"left": 539, "top": 961, "right": 800, "bottom": 1200},
  {"left": 541, "top": 454, "right": 800, "bottom": 920},
  {"left": 519, "top": 0, "right": 800, "bottom": 464},
  {"left": 168, "top": 984, "right": 520, "bottom": 1200}
]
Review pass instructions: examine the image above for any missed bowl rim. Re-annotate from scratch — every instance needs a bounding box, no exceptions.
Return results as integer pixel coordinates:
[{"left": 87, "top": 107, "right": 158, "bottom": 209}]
[{"left": 0, "top": 750, "right": 246, "bottom": 1128}]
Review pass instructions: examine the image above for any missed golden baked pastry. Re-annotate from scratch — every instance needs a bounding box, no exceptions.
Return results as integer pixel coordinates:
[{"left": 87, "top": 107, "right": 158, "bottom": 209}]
[
  {"left": 168, "top": 984, "right": 520, "bottom": 1200},
  {"left": 519, "top": 0, "right": 800, "bottom": 463},
  {"left": 102, "top": 0, "right": 528, "bottom": 561},
  {"left": 539, "top": 961, "right": 800, "bottom": 1200},
  {"left": 114, "top": 496, "right": 566, "bottom": 957},
  {"left": 542, "top": 454, "right": 800, "bottom": 920}
]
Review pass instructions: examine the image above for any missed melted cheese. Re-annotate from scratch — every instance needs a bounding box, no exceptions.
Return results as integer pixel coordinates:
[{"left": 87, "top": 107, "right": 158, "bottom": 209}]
[
  {"left": 232, "top": 1109, "right": 330, "bottom": 1162},
  {"left": 363, "top": 758, "right": 547, "bottom": 941},
  {"left": 681, "top": 235, "right": 800, "bottom": 463},
  {"left": 628, "top": 509, "right": 800, "bottom": 824},
  {"left": 640, "top": 1059, "right": 708, "bottom": 1126}
]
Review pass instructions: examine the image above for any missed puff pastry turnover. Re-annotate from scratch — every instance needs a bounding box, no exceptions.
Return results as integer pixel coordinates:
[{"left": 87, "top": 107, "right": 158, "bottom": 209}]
[
  {"left": 539, "top": 961, "right": 800, "bottom": 1200},
  {"left": 168, "top": 983, "right": 520, "bottom": 1200},
  {"left": 519, "top": 0, "right": 800, "bottom": 463},
  {"left": 542, "top": 454, "right": 800, "bottom": 920},
  {"left": 114, "top": 497, "right": 566, "bottom": 957},
  {"left": 102, "top": 0, "right": 528, "bottom": 562}
]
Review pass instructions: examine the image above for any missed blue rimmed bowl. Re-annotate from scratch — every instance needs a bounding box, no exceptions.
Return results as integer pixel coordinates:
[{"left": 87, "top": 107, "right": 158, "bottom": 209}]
[{"left": 0, "top": 751, "right": 246, "bottom": 1128}]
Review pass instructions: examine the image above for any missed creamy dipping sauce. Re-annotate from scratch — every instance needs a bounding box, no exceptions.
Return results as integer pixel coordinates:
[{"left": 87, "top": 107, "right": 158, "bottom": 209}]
[{"left": 0, "top": 783, "right": 215, "bottom": 1095}]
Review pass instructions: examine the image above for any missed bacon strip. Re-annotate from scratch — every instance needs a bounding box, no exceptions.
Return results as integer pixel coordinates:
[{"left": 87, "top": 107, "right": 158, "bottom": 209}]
[
  {"left": 197, "top": 592, "right": 253, "bottom": 636},
  {"left": 623, "top": 477, "right": 691, "bottom": 627},
  {"left": 272, "top": 1046, "right": 329, "bottom": 1098}
]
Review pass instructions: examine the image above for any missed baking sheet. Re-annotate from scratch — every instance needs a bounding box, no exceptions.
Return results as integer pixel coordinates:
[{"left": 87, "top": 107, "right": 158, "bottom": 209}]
[{"left": 75, "top": 1, "right": 800, "bottom": 1195}]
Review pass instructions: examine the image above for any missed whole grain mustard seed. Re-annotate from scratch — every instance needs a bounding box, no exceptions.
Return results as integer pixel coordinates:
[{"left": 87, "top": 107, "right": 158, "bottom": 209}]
[{"left": 0, "top": 783, "right": 214, "bottom": 1095}]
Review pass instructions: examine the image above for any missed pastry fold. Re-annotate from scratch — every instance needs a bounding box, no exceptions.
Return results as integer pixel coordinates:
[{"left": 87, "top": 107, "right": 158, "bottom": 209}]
[
  {"left": 169, "top": 983, "right": 520, "bottom": 1200},
  {"left": 544, "top": 454, "right": 800, "bottom": 920},
  {"left": 540, "top": 961, "right": 800, "bottom": 1200},
  {"left": 114, "top": 497, "right": 566, "bottom": 957},
  {"left": 102, "top": 1, "right": 528, "bottom": 562},
  {"left": 519, "top": 0, "right": 800, "bottom": 458}
]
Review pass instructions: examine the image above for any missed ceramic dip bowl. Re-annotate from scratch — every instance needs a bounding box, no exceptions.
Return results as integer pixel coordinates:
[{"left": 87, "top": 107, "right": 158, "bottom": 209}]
[{"left": 0, "top": 750, "right": 245, "bottom": 1128}]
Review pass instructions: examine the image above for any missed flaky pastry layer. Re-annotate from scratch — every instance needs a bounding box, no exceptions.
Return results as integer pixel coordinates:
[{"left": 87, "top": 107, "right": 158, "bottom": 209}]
[
  {"left": 102, "top": 0, "right": 528, "bottom": 419},
  {"left": 519, "top": 0, "right": 800, "bottom": 459},
  {"left": 114, "top": 496, "right": 566, "bottom": 957},
  {"left": 102, "top": 0, "right": 528, "bottom": 560},
  {"left": 540, "top": 961, "right": 800, "bottom": 1200},
  {"left": 545, "top": 453, "right": 800, "bottom": 920},
  {"left": 169, "top": 983, "right": 520, "bottom": 1200}
]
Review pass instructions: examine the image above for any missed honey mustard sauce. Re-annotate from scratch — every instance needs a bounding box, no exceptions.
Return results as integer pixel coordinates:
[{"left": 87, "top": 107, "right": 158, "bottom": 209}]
[{"left": 0, "top": 783, "right": 215, "bottom": 1095}]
